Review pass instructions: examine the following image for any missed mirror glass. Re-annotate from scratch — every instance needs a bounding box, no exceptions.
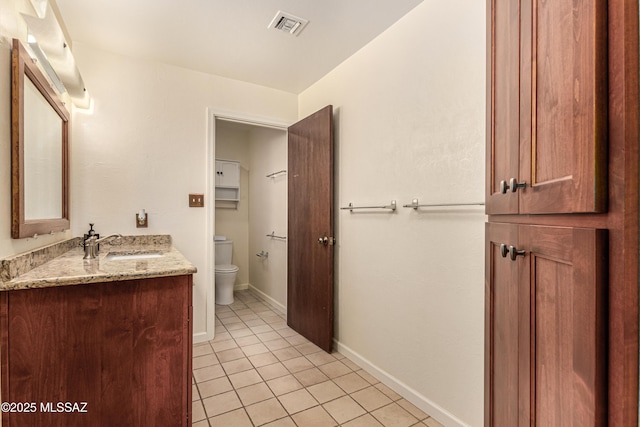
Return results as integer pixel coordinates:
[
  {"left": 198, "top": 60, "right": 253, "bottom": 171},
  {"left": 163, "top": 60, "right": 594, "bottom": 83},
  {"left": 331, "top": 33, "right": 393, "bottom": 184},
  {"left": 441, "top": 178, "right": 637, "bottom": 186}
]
[
  {"left": 23, "top": 77, "right": 63, "bottom": 219},
  {"left": 11, "top": 39, "right": 70, "bottom": 238}
]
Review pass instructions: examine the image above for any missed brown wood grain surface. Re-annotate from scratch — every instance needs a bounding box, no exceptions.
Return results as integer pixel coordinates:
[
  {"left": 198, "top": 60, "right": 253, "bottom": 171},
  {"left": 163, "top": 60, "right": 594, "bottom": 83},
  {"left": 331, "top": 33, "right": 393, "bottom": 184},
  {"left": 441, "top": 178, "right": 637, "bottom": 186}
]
[
  {"left": 287, "top": 105, "right": 334, "bottom": 353},
  {"left": 486, "top": 0, "right": 638, "bottom": 424},
  {"left": 1, "top": 276, "right": 192, "bottom": 427},
  {"left": 486, "top": 224, "right": 607, "bottom": 426},
  {"left": 486, "top": 0, "right": 520, "bottom": 215}
]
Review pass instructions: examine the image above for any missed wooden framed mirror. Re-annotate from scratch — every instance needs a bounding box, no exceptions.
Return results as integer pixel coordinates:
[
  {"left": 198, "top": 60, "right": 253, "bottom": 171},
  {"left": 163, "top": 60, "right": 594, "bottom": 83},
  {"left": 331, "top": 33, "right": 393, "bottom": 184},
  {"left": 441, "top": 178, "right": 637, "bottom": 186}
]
[{"left": 11, "top": 38, "right": 70, "bottom": 239}]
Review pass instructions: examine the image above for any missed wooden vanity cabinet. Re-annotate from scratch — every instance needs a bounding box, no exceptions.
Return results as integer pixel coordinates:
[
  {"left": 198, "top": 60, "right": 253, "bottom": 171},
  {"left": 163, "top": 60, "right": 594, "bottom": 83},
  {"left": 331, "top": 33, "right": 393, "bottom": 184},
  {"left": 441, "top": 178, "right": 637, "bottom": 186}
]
[{"left": 0, "top": 275, "right": 193, "bottom": 427}]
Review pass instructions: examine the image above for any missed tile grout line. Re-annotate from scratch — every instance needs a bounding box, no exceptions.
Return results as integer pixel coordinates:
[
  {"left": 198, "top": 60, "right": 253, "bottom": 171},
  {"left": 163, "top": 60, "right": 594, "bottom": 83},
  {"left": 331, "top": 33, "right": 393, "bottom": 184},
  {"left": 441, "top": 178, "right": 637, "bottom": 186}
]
[{"left": 193, "top": 289, "right": 438, "bottom": 427}]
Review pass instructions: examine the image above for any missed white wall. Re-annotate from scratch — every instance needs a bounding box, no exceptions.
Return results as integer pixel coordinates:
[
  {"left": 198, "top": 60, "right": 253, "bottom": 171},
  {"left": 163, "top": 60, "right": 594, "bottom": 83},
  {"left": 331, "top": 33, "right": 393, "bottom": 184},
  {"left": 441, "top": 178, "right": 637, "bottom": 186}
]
[
  {"left": 0, "top": 0, "right": 74, "bottom": 259},
  {"left": 248, "top": 127, "right": 288, "bottom": 309},
  {"left": 215, "top": 124, "right": 251, "bottom": 287},
  {"left": 298, "top": 1, "right": 486, "bottom": 426},
  {"left": 69, "top": 43, "right": 298, "bottom": 338}
]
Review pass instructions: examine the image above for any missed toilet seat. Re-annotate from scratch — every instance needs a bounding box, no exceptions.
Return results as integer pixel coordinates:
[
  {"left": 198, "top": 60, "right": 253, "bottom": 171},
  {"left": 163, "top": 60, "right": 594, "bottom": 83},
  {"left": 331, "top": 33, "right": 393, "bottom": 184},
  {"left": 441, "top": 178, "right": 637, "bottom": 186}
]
[{"left": 215, "top": 264, "right": 239, "bottom": 273}]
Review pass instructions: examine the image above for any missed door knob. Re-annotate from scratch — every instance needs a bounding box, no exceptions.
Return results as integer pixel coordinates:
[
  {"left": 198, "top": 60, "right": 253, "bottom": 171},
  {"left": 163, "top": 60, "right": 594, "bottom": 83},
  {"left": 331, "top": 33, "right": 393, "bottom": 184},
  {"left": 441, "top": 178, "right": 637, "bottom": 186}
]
[
  {"left": 317, "top": 236, "right": 336, "bottom": 246},
  {"left": 508, "top": 246, "right": 526, "bottom": 261}
]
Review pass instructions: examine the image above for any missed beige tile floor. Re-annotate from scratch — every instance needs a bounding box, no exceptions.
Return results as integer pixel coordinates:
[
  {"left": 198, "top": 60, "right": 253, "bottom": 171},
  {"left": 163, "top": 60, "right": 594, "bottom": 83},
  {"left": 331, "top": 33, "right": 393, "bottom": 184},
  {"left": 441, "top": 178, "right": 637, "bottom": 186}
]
[{"left": 192, "top": 290, "right": 444, "bottom": 427}]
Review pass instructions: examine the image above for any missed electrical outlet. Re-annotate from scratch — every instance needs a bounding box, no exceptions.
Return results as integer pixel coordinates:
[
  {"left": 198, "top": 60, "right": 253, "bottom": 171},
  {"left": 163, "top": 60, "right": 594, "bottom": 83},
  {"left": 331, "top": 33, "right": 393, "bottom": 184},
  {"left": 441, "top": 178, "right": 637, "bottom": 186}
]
[
  {"left": 136, "top": 211, "right": 148, "bottom": 228},
  {"left": 189, "top": 194, "right": 204, "bottom": 207}
]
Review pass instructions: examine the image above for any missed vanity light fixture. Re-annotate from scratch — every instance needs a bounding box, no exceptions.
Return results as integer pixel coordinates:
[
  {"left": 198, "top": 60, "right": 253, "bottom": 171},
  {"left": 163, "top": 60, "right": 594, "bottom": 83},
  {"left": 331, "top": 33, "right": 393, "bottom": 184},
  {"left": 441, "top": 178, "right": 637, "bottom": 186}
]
[
  {"left": 22, "top": 2, "right": 91, "bottom": 108},
  {"left": 27, "top": 33, "right": 66, "bottom": 94},
  {"left": 28, "top": 0, "right": 47, "bottom": 19}
]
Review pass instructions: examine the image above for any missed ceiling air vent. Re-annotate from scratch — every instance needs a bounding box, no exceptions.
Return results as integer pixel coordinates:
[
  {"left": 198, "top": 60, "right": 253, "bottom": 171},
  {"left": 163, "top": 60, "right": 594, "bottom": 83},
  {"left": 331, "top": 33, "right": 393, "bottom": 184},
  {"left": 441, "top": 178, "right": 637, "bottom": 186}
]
[{"left": 268, "top": 10, "right": 309, "bottom": 36}]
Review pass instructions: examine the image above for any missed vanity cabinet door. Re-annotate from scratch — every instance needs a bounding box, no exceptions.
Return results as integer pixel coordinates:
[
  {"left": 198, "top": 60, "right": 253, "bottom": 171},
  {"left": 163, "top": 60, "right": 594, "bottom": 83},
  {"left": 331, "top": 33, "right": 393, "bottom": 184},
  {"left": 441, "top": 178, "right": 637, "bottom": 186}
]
[
  {"left": 520, "top": 225, "right": 607, "bottom": 425},
  {"left": 485, "top": 222, "right": 521, "bottom": 426},
  {"left": 486, "top": 0, "right": 608, "bottom": 215},
  {"left": 486, "top": 0, "right": 520, "bottom": 215},
  {"left": 485, "top": 224, "right": 607, "bottom": 426},
  {"left": 0, "top": 275, "right": 193, "bottom": 427}
]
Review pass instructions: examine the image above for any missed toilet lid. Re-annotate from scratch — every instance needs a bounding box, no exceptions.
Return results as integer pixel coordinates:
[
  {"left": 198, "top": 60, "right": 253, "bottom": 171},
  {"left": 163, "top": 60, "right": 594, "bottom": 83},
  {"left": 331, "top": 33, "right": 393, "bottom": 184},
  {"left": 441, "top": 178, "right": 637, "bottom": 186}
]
[{"left": 215, "top": 264, "right": 239, "bottom": 273}]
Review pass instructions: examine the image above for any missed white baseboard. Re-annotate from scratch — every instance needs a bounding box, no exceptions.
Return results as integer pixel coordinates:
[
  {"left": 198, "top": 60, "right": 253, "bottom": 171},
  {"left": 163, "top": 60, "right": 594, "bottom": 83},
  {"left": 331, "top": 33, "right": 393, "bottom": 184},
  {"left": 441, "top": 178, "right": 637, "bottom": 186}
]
[
  {"left": 195, "top": 282, "right": 249, "bottom": 344},
  {"left": 193, "top": 331, "right": 213, "bottom": 344},
  {"left": 334, "top": 339, "right": 469, "bottom": 427},
  {"left": 248, "top": 284, "right": 287, "bottom": 315},
  {"left": 234, "top": 282, "right": 249, "bottom": 291}
]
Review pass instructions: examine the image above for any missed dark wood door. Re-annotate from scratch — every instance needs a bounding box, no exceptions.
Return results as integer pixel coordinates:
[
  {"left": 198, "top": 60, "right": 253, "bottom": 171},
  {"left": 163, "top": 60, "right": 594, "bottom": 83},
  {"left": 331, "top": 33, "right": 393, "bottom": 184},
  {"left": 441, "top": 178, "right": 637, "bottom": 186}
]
[
  {"left": 485, "top": 222, "right": 521, "bottom": 426},
  {"left": 486, "top": 0, "right": 607, "bottom": 215},
  {"left": 518, "top": 0, "right": 608, "bottom": 214},
  {"left": 287, "top": 105, "right": 334, "bottom": 353},
  {"left": 485, "top": 224, "right": 607, "bottom": 426},
  {"left": 486, "top": 0, "right": 520, "bottom": 215},
  {"left": 520, "top": 225, "right": 607, "bottom": 426}
]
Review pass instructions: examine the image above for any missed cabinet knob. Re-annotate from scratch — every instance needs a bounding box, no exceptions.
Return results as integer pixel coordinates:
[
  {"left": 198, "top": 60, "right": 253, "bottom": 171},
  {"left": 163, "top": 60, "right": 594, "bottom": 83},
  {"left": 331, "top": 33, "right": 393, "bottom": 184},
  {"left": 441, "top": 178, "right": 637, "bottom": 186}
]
[
  {"left": 508, "top": 245, "right": 526, "bottom": 261},
  {"left": 509, "top": 178, "right": 526, "bottom": 192},
  {"left": 500, "top": 178, "right": 527, "bottom": 194},
  {"left": 500, "top": 244, "right": 509, "bottom": 258},
  {"left": 499, "top": 180, "right": 508, "bottom": 194}
]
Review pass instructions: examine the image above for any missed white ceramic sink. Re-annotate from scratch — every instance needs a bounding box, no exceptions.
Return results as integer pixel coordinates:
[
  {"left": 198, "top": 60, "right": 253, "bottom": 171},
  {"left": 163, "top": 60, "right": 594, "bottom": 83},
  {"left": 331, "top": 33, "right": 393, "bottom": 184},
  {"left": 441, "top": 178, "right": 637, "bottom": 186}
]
[{"left": 105, "top": 252, "right": 165, "bottom": 261}]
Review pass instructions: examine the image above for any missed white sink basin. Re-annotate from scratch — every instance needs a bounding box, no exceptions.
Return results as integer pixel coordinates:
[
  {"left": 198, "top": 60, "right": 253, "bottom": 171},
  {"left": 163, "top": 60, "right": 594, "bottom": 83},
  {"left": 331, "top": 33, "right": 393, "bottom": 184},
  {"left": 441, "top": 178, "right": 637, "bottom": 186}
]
[{"left": 105, "top": 252, "right": 165, "bottom": 261}]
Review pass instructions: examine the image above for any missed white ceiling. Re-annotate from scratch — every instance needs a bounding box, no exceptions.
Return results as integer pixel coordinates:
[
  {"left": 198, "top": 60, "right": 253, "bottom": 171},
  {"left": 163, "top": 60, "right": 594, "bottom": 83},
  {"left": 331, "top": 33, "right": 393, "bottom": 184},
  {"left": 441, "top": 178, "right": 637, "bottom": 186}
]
[{"left": 54, "top": 0, "right": 424, "bottom": 94}]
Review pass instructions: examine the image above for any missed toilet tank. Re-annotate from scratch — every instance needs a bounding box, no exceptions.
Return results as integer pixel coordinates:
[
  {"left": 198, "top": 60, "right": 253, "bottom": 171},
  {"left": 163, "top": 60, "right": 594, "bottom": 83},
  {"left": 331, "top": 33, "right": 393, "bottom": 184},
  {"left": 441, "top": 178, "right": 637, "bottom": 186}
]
[{"left": 215, "top": 240, "right": 233, "bottom": 265}]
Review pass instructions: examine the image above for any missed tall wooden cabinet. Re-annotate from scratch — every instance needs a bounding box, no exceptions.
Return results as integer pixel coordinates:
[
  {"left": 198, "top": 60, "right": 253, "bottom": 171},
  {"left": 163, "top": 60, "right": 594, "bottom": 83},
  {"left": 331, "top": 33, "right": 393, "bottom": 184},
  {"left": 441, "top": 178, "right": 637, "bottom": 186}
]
[{"left": 486, "top": 0, "right": 639, "bottom": 425}]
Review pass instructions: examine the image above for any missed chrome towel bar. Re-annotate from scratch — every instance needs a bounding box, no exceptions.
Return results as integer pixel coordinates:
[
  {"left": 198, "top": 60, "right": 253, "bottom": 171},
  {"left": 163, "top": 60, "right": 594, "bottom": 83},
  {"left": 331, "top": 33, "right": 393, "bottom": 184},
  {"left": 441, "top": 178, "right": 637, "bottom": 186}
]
[
  {"left": 340, "top": 200, "right": 397, "bottom": 212},
  {"left": 266, "top": 170, "right": 287, "bottom": 178},
  {"left": 402, "top": 198, "right": 485, "bottom": 209},
  {"left": 266, "top": 231, "right": 287, "bottom": 241}
]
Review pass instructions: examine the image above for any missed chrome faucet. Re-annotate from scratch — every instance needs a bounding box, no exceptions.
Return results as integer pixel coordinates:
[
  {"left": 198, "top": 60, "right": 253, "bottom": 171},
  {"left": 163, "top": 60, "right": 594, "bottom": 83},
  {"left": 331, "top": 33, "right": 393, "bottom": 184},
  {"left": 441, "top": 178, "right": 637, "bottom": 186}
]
[{"left": 83, "top": 233, "right": 122, "bottom": 260}]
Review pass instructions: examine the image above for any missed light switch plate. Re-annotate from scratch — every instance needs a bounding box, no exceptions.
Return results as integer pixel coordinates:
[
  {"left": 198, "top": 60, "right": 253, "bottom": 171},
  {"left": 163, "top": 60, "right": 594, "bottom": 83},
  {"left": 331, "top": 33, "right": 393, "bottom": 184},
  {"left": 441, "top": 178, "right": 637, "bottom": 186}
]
[{"left": 189, "top": 194, "right": 204, "bottom": 207}]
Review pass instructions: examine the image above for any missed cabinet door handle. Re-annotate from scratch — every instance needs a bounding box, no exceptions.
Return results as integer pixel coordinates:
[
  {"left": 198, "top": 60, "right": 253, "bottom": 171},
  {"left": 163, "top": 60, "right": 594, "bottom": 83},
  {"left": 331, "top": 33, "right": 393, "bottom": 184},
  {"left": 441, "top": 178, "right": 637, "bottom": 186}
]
[
  {"left": 499, "top": 180, "right": 508, "bottom": 194},
  {"left": 509, "top": 178, "right": 526, "bottom": 192},
  {"left": 500, "top": 179, "right": 526, "bottom": 194},
  {"left": 500, "top": 244, "right": 509, "bottom": 258},
  {"left": 509, "top": 245, "right": 526, "bottom": 261}
]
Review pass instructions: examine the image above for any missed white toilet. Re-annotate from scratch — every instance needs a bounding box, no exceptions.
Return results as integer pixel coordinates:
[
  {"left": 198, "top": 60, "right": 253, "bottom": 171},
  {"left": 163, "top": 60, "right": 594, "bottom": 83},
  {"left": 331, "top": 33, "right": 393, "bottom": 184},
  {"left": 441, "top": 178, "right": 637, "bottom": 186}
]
[{"left": 214, "top": 239, "right": 239, "bottom": 305}]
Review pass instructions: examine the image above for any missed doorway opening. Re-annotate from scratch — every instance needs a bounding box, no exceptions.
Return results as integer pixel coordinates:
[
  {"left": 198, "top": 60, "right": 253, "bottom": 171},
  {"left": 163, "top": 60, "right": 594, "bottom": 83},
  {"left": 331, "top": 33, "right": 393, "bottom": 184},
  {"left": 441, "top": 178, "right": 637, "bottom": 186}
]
[{"left": 206, "top": 110, "right": 289, "bottom": 342}]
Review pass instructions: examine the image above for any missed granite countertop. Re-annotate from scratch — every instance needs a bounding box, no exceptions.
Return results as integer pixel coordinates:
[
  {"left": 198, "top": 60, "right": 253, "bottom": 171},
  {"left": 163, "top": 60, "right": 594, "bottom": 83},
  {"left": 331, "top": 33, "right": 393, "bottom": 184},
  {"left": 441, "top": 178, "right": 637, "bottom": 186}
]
[{"left": 0, "top": 235, "right": 197, "bottom": 291}]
